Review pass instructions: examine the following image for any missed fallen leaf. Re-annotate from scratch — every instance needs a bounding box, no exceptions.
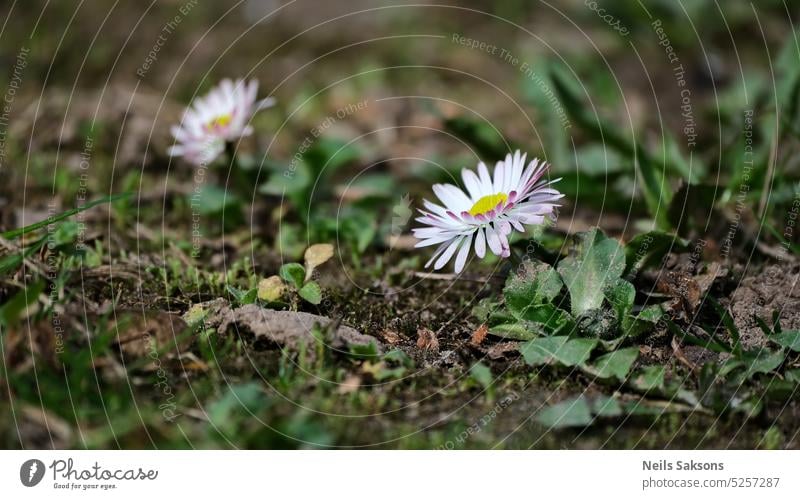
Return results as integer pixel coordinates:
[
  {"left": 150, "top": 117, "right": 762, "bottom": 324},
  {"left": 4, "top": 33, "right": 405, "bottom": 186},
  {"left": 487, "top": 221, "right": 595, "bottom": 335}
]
[
  {"left": 257, "top": 275, "right": 286, "bottom": 302},
  {"left": 486, "top": 341, "right": 521, "bottom": 360},
  {"left": 470, "top": 323, "right": 488, "bottom": 347},
  {"left": 338, "top": 374, "right": 362, "bottom": 394},
  {"left": 381, "top": 329, "right": 402, "bottom": 345},
  {"left": 416, "top": 327, "right": 439, "bottom": 352},
  {"left": 304, "top": 243, "right": 334, "bottom": 280}
]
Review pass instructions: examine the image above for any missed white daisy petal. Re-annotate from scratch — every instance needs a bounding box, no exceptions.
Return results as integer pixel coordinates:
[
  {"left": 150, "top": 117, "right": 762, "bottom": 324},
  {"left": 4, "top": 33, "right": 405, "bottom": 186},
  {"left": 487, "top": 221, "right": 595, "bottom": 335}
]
[
  {"left": 413, "top": 150, "right": 562, "bottom": 272},
  {"left": 474, "top": 228, "right": 486, "bottom": 258},
  {"left": 485, "top": 225, "right": 502, "bottom": 256},
  {"left": 434, "top": 236, "right": 463, "bottom": 270},
  {"left": 168, "top": 77, "right": 274, "bottom": 166},
  {"left": 454, "top": 233, "right": 473, "bottom": 273},
  {"left": 462, "top": 168, "right": 482, "bottom": 201}
]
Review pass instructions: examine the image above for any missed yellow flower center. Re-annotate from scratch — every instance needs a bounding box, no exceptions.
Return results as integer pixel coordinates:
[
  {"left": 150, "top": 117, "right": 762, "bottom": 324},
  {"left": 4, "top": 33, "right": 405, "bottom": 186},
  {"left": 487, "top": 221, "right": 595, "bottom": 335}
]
[
  {"left": 207, "top": 114, "right": 232, "bottom": 130},
  {"left": 469, "top": 193, "right": 508, "bottom": 216}
]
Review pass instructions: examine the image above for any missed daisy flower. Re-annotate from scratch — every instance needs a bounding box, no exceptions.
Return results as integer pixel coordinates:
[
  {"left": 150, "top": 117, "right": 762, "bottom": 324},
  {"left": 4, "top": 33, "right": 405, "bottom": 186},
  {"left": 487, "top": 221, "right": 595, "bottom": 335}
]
[
  {"left": 168, "top": 78, "right": 275, "bottom": 166},
  {"left": 413, "top": 150, "right": 563, "bottom": 273}
]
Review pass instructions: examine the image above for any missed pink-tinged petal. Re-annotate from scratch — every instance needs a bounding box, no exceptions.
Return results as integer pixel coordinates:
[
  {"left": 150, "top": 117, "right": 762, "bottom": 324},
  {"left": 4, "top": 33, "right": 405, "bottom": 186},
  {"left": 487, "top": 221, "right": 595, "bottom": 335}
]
[
  {"left": 460, "top": 211, "right": 481, "bottom": 224},
  {"left": 511, "top": 220, "right": 525, "bottom": 232},
  {"left": 516, "top": 152, "right": 527, "bottom": 184},
  {"left": 507, "top": 191, "right": 518, "bottom": 203},
  {"left": 474, "top": 228, "right": 486, "bottom": 258},
  {"left": 485, "top": 226, "right": 502, "bottom": 256},
  {"left": 434, "top": 237, "right": 463, "bottom": 270},
  {"left": 414, "top": 235, "right": 454, "bottom": 248},
  {"left": 518, "top": 214, "right": 545, "bottom": 225},
  {"left": 498, "top": 221, "right": 512, "bottom": 235},
  {"left": 413, "top": 227, "right": 449, "bottom": 238},
  {"left": 519, "top": 158, "right": 540, "bottom": 187},
  {"left": 454, "top": 233, "right": 473, "bottom": 273},
  {"left": 424, "top": 243, "right": 449, "bottom": 268},
  {"left": 496, "top": 229, "right": 511, "bottom": 258}
]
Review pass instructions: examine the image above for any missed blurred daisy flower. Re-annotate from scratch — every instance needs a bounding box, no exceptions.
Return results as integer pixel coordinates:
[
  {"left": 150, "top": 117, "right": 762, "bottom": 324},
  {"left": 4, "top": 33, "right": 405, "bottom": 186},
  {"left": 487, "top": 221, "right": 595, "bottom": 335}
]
[
  {"left": 168, "top": 78, "right": 275, "bottom": 166},
  {"left": 413, "top": 151, "right": 563, "bottom": 273}
]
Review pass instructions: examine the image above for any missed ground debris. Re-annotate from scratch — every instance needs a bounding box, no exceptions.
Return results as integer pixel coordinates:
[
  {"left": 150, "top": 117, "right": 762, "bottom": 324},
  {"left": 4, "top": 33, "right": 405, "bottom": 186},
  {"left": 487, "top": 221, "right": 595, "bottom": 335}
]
[
  {"left": 200, "top": 300, "right": 382, "bottom": 354},
  {"left": 470, "top": 323, "right": 488, "bottom": 347},
  {"left": 416, "top": 327, "right": 440, "bottom": 352}
]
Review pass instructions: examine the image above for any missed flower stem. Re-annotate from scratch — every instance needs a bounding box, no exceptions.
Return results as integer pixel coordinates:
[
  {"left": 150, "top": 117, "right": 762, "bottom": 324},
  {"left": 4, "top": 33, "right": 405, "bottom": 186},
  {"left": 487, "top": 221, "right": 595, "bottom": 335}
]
[{"left": 225, "top": 141, "right": 237, "bottom": 170}]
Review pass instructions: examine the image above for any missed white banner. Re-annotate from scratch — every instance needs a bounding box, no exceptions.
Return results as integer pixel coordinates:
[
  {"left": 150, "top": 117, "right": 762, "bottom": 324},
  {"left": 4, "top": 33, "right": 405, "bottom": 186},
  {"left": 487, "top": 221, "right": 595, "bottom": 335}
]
[{"left": 1, "top": 451, "right": 798, "bottom": 497}]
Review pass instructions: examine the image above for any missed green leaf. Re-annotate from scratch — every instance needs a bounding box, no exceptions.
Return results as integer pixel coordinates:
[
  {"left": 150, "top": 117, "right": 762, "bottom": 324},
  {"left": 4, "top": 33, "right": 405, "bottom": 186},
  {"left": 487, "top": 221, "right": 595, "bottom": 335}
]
[
  {"left": 0, "top": 252, "right": 24, "bottom": 277},
  {"left": 504, "top": 261, "right": 563, "bottom": 312},
  {"left": 574, "top": 144, "right": 625, "bottom": 176},
  {"left": 584, "top": 347, "right": 639, "bottom": 380},
  {"left": 592, "top": 395, "right": 623, "bottom": 418},
  {"left": 259, "top": 160, "right": 312, "bottom": 196},
  {"left": 226, "top": 286, "right": 256, "bottom": 305},
  {"left": 348, "top": 341, "right": 378, "bottom": 359},
  {"left": 536, "top": 396, "right": 593, "bottom": 429},
  {"left": 208, "top": 383, "right": 266, "bottom": 429},
  {"left": 488, "top": 321, "right": 543, "bottom": 341},
  {"left": 0, "top": 281, "right": 45, "bottom": 325},
  {"left": 557, "top": 229, "right": 625, "bottom": 316},
  {"left": 526, "top": 304, "right": 574, "bottom": 334},
  {"left": 519, "top": 336, "right": 597, "bottom": 367},
  {"left": 660, "top": 133, "right": 703, "bottom": 182},
  {"left": 770, "top": 331, "right": 800, "bottom": 352},
  {"left": 741, "top": 350, "right": 785, "bottom": 377},
  {"left": 632, "top": 305, "right": 664, "bottom": 331},
  {"left": 279, "top": 263, "right": 306, "bottom": 288},
  {"left": 722, "top": 350, "right": 785, "bottom": 379},
  {"left": 624, "top": 230, "right": 687, "bottom": 276},
  {"left": 630, "top": 365, "right": 666, "bottom": 392},
  {"left": 304, "top": 137, "right": 362, "bottom": 175},
  {"left": 192, "top": 184, "right": 240, "bottom": 216},
  {"left": 0, "top": 193, "right": 130, "bottom": 240},
  {"left": 383, "top": 349, "right": 414, "bottom": 368},
  {"left": 709, "top": 297, "right": 742, "bottom": 355},
  {"left": 605, "top": 279, "right": 635, "bottom": 324},
  {"left": 298, "top": 281, "right": 322, "bottom": 305},
  {"left": 469, "top": 362, "right": 493, "bottom": 389}
]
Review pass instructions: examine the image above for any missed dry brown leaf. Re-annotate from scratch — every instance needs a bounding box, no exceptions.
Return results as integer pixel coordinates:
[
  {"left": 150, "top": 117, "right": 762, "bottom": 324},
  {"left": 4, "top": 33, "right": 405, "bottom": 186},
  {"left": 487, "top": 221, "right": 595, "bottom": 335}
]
[
  {"left": 381, "top": 329, "right": 402, "bottom": 345},
  {"left": 470, "top": 324, "right": 488, "bottom": 347},
  {"left": 487, "top": 341, "right": 520, "bottom": 360},
  {"left": 304, "top": 243, "right": 334, "bottom": 280},
  {"left": 338, "top": 374, "right": 362, "bottom": 394},
  {"left": 416, "top": 328, "right": 439, "bottom": 352}
]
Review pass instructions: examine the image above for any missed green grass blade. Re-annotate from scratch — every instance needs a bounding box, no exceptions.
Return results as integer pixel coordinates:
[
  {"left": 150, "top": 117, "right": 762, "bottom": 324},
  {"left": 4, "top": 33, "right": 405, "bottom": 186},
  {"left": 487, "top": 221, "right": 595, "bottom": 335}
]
[
  {"left": 0, "top": 192, "right": 131, "bottom": 240},
  {"left": 708, "top": 297, "right": 743, "bottom": 356}
]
